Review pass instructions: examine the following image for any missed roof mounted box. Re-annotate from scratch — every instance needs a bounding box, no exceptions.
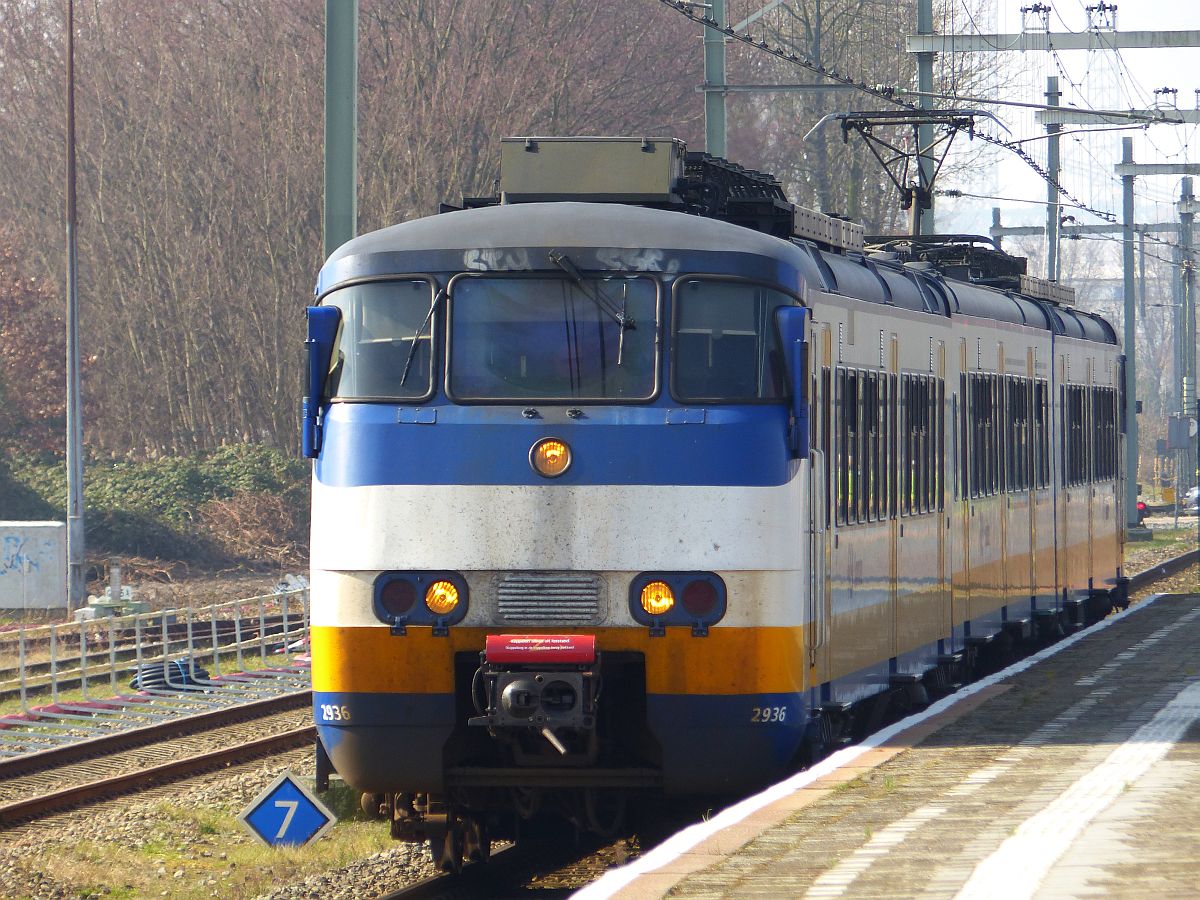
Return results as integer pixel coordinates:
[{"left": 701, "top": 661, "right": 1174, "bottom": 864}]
[
  {"left": 500, "top": 137, "right": 686, "bottom": 204},
  {"left": 1020, "top": 274, "right": 1075, "bottom": 306}
]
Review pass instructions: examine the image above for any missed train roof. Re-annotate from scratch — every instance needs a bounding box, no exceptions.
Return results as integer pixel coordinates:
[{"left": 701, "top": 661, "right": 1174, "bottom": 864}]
[
  {"left": 320, "top": 203, "right": 1116, "bottom": 349},
  {"left": 318, "top": 201, "right": 823, "bottom": 296},
  {"left": 326, "top": 202, "right": 816, "bottom": 265}
]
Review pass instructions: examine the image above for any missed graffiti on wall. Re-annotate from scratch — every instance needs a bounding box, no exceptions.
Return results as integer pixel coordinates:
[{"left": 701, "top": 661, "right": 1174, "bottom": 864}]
[{"left": 0, "top": 534, "right": 39, "bottom": 577}]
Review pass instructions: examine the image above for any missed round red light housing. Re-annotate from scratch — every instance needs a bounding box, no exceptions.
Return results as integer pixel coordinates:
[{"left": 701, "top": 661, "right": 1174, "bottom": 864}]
[
  {"left": 682, "top": 580, "right": 718, "bottom": 617},
  {"left": 379, "top": 580, "right": 416, "bottom": 617}
]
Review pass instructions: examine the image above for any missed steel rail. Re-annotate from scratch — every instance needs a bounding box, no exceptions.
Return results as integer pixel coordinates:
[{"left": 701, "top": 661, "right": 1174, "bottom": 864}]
[
  {"left": 1128, "top": 548, "right": 1199, "bottom": 590},
  {"left": 0, "top": 723, "right": 315, "bottom": 827},
  {"left": 0, "top": 688, "right": 310, "bottom": 780}
]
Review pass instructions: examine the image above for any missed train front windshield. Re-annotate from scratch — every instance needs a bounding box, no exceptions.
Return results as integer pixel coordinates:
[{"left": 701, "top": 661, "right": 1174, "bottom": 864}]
[{"left": 448, "top": 275, "right": 658, "bottom": 401}]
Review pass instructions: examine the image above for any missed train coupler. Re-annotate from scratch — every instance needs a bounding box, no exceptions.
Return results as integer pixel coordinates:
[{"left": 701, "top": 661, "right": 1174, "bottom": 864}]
[{"left": 468, "top": 635, "right": 601, "bottom": 764}]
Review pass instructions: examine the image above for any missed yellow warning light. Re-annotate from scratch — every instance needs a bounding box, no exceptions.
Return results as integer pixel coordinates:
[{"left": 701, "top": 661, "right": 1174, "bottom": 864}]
[
  {"left": 425, "top": 580, "right": 460, "bottom": 615},
  {"left": 640, "top": 581, "right": 675, "bottom": 616},
  {"left": 530, "top": 439, "right": 572, "bottom": 478}
]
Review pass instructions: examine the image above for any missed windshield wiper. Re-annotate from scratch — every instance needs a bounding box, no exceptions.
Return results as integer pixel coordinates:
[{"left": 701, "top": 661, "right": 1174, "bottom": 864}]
[
  {"left": 399, "top": 287, "right": 445, "bottom": 387},
  {"left": 548, "top": 250, "right": 635, "bottom": 364}
]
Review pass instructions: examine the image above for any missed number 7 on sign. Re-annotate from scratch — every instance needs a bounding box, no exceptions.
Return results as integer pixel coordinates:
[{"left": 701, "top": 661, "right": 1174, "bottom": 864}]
[{"left": 274, "top": 800, "right": 299, "bottom": 839}]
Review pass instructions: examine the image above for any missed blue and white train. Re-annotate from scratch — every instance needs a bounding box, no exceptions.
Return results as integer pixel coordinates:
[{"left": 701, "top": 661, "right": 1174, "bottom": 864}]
[{"left": 303, "top": 137, "right": 1126, "bottom": 871}]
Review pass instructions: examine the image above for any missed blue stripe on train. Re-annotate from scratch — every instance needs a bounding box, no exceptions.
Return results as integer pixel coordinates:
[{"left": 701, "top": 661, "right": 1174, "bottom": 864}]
[{"left": 315, "top": 403, "right": 795, "bottom": 487}]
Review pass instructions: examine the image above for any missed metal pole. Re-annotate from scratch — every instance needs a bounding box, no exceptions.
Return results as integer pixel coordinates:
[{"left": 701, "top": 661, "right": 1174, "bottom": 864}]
[
  {"left": 324, "top": 0, "right": 358, "bottom": 259},
  {"left": 1121, "top": 137, "right": 1139, "bottom": 528},
  {"left": 917, "top": 0, "right": 935, "bottom": 235},
  {"left": 703, "top": 0, "right": 727, "bottom": 158},
  {"left": 65, "top": 0, "right": 86, "bottom": 613},
  {"left": 1045, "top": 77, "right": 1061, "bottom": 281},
  {"left": 1181, "top": 177, "right": 1196, "bottom": 488}
]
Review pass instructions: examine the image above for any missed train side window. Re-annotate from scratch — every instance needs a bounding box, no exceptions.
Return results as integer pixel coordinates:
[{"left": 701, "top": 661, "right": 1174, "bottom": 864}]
[
  {"left": 837, "top": 368, "right": 855, "bottom": 525},
  {"left": 1034, "top": 380, "right": 1048, "bottom": 488},
  {"left": 989, "top": 374, "right": 1000, "bottom": 496},
  {"left": 889, "top": 373, "right": 899, "bottom": 519},
  {"left": 878, "top": 374, "right": 888, "bottom": 520},
  {"left": 918, "top": 376, "right": 930, "bottom": 513},
  {"left": 860, "top": 370, "right": 874, "bottom": 523},
  {"left": 936, "top": 377, "right": 945, "bottom": 511},
  {"left": 959, "top": 374, "right": 969, "bottom": 500},
  {"left": 901, "top": 375, "right": 911, "bottom": 516},
  {"left": 823, "top": 366, "right": 832, "bottom": 525}
]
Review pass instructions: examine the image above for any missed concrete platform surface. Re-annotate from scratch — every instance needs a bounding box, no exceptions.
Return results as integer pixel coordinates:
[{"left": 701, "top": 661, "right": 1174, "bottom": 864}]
[{"left": 580, "top": 592, "right": 1200, "bottom": 900}]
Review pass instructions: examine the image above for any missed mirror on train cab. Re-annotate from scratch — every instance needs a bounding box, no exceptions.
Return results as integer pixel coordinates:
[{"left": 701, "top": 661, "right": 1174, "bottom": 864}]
[
  {"left": 774, "top": 305, "right": 810, "bottom": 459},
  {"left": 303, "top": 305, "right": 342, "bottom": 458}
]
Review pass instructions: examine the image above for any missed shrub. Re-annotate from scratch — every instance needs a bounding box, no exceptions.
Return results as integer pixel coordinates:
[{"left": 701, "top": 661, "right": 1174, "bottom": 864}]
[{"left": 0, "top": 445, "right": 309, "bottom": 566}]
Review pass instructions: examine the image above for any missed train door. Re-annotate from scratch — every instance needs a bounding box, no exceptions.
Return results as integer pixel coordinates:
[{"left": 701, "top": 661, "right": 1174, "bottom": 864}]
[{"left": 808, "top": 322, "right": 832, "bottom": 681}]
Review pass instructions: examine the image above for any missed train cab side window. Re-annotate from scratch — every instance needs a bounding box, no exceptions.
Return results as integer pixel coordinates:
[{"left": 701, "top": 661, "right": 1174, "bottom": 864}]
[
  {"left": 322, "top": 279, "right": 436, "bottom": 400},
  {"left": 673, "top": 280, "right": 794, "bottom": 403}
]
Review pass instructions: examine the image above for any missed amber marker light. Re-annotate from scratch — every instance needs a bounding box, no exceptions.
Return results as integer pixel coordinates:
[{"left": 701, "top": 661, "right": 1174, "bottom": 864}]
[
  {"left": 425, "top": 580, "right": 460, "bottom": 616},
  {"left": 640, "top": 581, "right": 675, "bottom": 616},
  {"left": 530, "top": 438, "right": 572, "bottom": 478}
]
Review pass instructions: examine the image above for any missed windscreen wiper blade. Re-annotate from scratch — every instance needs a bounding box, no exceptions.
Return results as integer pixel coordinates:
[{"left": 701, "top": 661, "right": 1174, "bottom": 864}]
[
  {"left": 548, "top": 250, "right": 634, "bottom": 364},
  {"left": 399, "top": 288, "right": 445, "bottom": 386}
]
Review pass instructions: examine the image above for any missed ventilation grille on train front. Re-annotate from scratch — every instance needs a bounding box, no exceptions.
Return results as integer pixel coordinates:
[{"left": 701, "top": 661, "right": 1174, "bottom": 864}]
[{"left": 495, "top": 572, "right": 606, "bottom": 625}]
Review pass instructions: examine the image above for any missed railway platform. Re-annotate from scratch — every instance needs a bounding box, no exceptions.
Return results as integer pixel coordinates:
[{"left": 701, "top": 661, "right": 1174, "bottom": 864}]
[{"left": 583, "top": 588, "right": 1200, "bottom": 899}]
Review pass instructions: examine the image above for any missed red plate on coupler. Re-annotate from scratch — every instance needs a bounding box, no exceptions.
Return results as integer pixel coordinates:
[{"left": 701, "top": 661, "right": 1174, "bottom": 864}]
[{"left": 484, "top": 634, "right": 597, "bottom": 664}]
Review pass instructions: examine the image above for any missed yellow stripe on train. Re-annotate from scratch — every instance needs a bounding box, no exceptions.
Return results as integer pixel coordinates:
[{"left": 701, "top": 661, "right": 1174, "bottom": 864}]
[{"left": 310, "top": 625, "right": 807, "bottom": 696}]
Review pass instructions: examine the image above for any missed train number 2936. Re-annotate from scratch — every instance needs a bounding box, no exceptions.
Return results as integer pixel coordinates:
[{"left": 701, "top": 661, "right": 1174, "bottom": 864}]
[
  {"left": 320, "top": 704, "right": 351, "bottom": 722},
  {"left": 750, "top": 705, "right": 787, "bottom": 723}
]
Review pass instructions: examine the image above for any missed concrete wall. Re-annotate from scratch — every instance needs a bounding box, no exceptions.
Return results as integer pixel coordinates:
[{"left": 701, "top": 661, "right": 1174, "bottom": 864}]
[{"left": 0, "top": 522, "right": 67, "bottom": 609}]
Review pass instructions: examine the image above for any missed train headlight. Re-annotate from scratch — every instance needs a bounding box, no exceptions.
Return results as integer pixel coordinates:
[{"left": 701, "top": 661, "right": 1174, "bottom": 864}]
[
  {"left": 640, "top": 581, "right": 675, "bottom": 616},
  {"left": 630, "top": 573, "right": 726, "bottom": 636},
  {"left": 425, "top": 580, "right": 461, "bottom": 615},
  {"left": 530, "top": 438, "right": 572, "bottom": 478},
  {"left": 375, "top": 572, "right": 468, "bottom": 635}
]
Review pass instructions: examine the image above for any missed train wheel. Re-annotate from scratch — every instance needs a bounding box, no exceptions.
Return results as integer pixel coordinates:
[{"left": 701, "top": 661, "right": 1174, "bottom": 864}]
[
  {"left": 463, "top": 819, "right": 490, "bottom": 863},
  {"left": 584, "top": 789, "right": 627, "bottom": 838},
  {"left": 360, "top": 792, "right": 385, "bottom": 819},
  {"left": 430, "top": 824, "right": 464, "bottom": 874}
]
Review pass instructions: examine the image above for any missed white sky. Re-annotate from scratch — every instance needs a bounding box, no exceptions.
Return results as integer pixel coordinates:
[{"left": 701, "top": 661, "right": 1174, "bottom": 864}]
[{"left": 934, "top": 0, "right": 1200, "bottom": 258}]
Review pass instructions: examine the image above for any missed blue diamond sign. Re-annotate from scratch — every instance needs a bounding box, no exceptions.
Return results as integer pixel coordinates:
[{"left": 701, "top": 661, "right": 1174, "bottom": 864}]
[{"left": 239, "top": 770, "right": 336, "bottom": 848}]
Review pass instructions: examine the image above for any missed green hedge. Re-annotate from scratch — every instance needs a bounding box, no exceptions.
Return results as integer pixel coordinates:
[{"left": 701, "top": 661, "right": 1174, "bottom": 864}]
[{"left": 0, "top": 445, "right": 309, "bottom": 565}]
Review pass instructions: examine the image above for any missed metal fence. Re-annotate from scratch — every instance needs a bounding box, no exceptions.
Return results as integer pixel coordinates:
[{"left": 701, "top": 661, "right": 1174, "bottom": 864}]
[{"left": 0, "top": 586, "right": 310, "bottom": 757}]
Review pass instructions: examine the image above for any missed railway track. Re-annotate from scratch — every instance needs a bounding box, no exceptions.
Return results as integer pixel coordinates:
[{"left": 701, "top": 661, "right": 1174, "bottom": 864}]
[
  {"left": 1127, "top": 547, "right": 1198, "bottom": 590},
  {"left": 0, "top": 691, "right": 312, "bottom": 828}
]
